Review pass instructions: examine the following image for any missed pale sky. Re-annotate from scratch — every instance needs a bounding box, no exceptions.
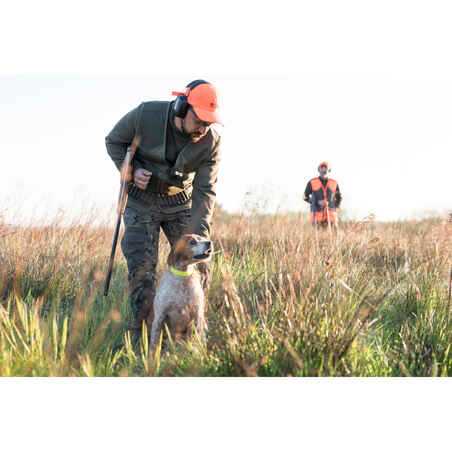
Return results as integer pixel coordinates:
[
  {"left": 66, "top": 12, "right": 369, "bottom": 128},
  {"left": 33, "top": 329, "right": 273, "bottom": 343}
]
[{"left": 1, "top": 0, "right": 451, "bottom": 223}]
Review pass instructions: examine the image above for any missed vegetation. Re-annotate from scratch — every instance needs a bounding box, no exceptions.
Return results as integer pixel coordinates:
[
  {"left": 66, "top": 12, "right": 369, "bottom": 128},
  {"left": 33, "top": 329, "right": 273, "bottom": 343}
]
[{"left": 0, "top": 208, "right": 450, "bottom": 376}]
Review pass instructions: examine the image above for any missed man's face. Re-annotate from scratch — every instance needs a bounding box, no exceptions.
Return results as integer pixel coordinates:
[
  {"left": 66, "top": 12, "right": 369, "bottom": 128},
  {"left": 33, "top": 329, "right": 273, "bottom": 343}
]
[
  {"left": 183, "top": 108, "right": 213, "bottom": 142},
  {"left": 318, "top": 165, "right": 329, "bottom": 178}
]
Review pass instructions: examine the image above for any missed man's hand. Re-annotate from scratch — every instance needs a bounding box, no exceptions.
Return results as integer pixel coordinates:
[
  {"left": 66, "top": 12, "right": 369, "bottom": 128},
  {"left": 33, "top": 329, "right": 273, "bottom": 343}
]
[
  {"left": 134, "top": 169, "right": 152, "bottom": 190},
  {"left": 318, "top": 200, "right": 328, "bottom": 207}
]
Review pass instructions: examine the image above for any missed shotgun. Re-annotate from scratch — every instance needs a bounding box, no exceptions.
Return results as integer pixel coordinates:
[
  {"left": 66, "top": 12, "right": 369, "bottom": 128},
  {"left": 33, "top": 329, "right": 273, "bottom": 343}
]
[
  {"left": 325, "top": 198, "right": 331, "bottom": 231},
  {"left": 104, "top": 136, "right": 141, "bottom": 296}
]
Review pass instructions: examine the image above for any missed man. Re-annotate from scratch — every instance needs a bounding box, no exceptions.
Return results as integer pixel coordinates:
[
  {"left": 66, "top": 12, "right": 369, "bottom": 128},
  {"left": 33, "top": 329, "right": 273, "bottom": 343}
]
[
  {"left": 105, "top": 80, "right": 222, "bottom": 340},
  {"left": 303, "top": 162, "right": 342, "bottom": 227}
]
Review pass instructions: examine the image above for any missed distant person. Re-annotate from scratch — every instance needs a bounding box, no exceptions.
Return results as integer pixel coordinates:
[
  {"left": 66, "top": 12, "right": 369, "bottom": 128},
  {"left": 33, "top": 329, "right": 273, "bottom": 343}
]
[
  {"left": 105, "top": 80, "right": 222, "bottom": 341},
  {"left": 303, "top": 162, "right": 342, "bottom": 227}
]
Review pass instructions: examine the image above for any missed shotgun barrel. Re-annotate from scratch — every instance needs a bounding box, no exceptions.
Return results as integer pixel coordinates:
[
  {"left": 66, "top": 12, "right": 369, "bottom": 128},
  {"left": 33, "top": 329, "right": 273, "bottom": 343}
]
[
  {"left": 103, "top": 216, "right": 121, "bottom": 296},
  {"left": 104, "top": 136, "right": 140, "bottom": 296}
]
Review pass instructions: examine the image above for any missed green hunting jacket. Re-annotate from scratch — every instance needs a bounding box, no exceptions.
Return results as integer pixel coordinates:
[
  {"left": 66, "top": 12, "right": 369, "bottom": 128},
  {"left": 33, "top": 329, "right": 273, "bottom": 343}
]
[{"left": 105, "top": 101, "right": 221, "bottom": 238}]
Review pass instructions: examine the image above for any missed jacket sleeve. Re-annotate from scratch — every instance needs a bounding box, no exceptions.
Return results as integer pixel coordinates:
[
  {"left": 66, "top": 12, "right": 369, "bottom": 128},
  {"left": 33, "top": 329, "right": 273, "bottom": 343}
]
[
  {"left": 303, "top": 181, "right": 312, "bottom": 204},
  {"left": 335, "top": 183, "right": 342, "bottom": 208},
  {"left": 189, "top": 137, "right": 222, "bottom": 238},
  {"left": 105, "top": 105, "right": 144, "bottom": 174}
]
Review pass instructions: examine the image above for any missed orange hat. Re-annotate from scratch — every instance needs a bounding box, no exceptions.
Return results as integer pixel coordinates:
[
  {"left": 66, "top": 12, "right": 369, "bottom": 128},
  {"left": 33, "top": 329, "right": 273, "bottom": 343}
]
[
  {"left": 173, "top": 83, "right": 222, "bottom": 125},
  {"left": 318, "top": 161, "right": 329, "bottom": 169}
]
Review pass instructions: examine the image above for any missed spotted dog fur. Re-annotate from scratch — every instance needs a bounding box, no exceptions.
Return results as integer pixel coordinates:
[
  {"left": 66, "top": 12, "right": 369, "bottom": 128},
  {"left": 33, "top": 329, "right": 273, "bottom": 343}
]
[{"left": 149, "top": 234, "right": 212, "bottom": 354}]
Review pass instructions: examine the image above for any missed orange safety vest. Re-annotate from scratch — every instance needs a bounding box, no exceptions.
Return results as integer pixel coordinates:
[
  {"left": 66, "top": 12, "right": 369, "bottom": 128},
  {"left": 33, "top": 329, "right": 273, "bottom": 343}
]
[{"left": 309, "top": 177, "right": 338, "bottom": 224}]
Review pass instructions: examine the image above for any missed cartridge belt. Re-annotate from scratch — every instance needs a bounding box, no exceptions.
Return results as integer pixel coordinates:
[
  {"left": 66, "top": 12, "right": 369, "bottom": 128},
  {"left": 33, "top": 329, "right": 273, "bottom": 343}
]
[{"left": 128, "top": 184, "right": 191, "bottom": 208}]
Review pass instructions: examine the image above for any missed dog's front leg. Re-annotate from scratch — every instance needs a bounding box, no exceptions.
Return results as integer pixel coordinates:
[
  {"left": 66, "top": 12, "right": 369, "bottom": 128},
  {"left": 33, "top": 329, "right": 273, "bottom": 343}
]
[
  {"left": 150, "top": 310, "right": 166, "bottom": 357},
  {"left": 195, "top": 308, "right": 208, "bottom": 345}
]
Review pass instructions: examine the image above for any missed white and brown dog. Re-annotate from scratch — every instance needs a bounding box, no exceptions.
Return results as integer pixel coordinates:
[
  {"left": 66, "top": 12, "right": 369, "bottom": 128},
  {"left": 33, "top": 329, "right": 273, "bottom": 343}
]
[{"left": 148, "top": 234, "right": 212, "bottom": 354}]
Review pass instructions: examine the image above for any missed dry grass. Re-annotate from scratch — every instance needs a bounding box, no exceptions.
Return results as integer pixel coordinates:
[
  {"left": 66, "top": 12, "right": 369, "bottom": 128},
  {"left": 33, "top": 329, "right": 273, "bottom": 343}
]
[{"left": 0, "top": 208, "right": 450, "bottom": 376}]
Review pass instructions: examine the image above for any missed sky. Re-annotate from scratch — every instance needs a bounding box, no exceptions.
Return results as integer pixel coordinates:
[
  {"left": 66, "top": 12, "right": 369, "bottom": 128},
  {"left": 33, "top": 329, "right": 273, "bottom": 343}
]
[{"left": 1, "top": 0, "right": 451, "bottom": 223}]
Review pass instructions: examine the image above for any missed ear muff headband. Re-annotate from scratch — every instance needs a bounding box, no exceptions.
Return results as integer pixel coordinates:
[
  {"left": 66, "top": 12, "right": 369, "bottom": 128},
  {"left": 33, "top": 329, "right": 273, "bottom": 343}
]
[{"left": 172, "top": 79, "right": 209, "bottom": 118}]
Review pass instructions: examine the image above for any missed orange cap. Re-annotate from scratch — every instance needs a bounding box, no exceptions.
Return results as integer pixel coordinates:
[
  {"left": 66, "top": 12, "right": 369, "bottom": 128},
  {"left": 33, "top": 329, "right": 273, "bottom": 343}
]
[
  {"left": 173, "top": 83, "right": 222, "bottom": 125},
  {"left": 318, "top": 161, "right": 329, "bottom": 169}
]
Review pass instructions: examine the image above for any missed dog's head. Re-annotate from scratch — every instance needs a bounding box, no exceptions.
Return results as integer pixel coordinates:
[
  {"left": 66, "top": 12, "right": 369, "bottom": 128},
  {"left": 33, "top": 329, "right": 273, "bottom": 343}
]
[{"left": 168, "top": 234, "right": 213, "bottom": 267}]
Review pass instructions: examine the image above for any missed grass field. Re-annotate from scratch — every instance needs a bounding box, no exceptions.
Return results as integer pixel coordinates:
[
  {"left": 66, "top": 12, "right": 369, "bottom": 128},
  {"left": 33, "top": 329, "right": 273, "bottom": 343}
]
[{"left": 0, "top": 208, "right": 450, "bottom": 377}]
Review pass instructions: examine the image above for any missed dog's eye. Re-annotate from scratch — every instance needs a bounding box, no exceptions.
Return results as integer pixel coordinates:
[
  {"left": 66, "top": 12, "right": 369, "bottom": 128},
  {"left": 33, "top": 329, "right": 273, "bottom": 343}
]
[{"left": 190, "top": 239, "right": 197, "bottom": 245}]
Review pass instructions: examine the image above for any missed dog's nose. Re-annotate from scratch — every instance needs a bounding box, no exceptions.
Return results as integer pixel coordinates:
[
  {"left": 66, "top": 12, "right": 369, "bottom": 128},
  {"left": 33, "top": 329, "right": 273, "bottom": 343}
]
[{"left": 204, "top": 241, "right": 212, "bottom": 253}]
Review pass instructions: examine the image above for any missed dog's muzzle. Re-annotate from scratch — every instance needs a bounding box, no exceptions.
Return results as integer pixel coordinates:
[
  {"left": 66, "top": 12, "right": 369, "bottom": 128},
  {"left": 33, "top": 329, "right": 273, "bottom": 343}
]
[{"left": 194, "top": 241, "right": 212, "bottom": 260}]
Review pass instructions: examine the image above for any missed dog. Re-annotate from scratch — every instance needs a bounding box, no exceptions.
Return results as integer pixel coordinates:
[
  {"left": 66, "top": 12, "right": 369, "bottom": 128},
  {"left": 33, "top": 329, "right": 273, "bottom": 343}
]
[{"left": 149, "top": 234, "right": 212, "bottom": 354}]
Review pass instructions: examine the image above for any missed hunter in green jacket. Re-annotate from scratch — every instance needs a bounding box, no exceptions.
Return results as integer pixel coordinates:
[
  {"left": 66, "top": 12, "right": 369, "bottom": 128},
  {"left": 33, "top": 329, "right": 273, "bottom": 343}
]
[{"left": 105, "top": 80, "right": 222, "bottom": 339}]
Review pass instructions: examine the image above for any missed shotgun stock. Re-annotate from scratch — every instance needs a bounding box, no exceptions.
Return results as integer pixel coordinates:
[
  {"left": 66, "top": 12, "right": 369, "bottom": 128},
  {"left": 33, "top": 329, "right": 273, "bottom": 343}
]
[{"left": 104, "top": 136, "right": 140, "bottom": 296}]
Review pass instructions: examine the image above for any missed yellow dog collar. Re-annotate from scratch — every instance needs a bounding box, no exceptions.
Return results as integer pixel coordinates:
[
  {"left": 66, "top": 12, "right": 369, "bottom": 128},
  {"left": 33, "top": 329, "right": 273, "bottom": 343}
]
[{"left": 170, "top": 266, "right": 193, "bottom": 277}]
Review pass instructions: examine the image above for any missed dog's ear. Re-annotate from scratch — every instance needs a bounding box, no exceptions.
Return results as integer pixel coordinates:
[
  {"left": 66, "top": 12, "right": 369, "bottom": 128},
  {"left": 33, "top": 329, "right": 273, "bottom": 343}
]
[
  {"left": 167, "top": 246, "right": 177, "bottom": 266},
  {"left": 167, "top": 238, "right": 184, "bottom": 266}
]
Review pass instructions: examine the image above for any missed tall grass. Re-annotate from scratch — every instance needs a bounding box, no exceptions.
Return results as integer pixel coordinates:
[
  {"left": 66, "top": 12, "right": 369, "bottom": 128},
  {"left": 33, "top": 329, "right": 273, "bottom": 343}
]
[{"left": 0, "top": 209, "right": 450, "bottom": 376}]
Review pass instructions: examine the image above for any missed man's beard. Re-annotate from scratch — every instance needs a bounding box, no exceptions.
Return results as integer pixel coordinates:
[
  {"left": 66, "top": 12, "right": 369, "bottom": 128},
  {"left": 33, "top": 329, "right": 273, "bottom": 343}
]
[
  {"left": 189, "top": 132, "right": 204, "bottom": 142},
  {"left": 181, "top": 119, "right": 205, "bottom": 142}
]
